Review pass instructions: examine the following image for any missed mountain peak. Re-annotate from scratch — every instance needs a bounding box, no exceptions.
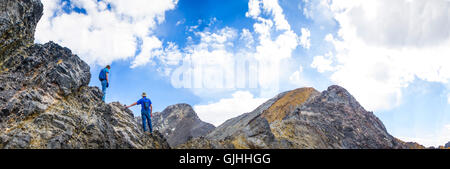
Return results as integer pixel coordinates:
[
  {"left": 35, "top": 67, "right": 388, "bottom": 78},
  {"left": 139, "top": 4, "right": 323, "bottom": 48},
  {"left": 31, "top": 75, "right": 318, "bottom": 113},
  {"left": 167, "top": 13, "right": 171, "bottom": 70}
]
[
  {"left": 161, "top": 103, "right": 197, "bottom": 119},
  {"left": 262, "top": 87, "right": 320, "bottom": 123},
  {"left": 323, "top": 85, "right": 360, "bottom": 104},
  {"left": 153, "top": 103, "right": 215, "bottom": 147}
]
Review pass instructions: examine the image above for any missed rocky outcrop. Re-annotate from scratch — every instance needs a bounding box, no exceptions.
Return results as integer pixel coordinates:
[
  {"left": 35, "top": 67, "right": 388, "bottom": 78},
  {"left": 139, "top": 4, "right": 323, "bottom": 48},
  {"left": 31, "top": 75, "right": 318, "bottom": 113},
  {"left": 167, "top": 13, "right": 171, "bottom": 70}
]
[
  {"left": 395, "top": 138, "right": 426, "bottom": 149},
  {"left": 445, "top": 142, "right": 450, "bottom": 148},
  {"left": 178, "top": 86, "right": 409, "bottom": 149},
  {"left": 0, "top": 0, "right": 170, "bottom": 149},
  {"left": 152, "top": 104, "right": 215, "bottom": 147},
  {"left": 0, "top": 0, "right": 43, "bottom": 58}
]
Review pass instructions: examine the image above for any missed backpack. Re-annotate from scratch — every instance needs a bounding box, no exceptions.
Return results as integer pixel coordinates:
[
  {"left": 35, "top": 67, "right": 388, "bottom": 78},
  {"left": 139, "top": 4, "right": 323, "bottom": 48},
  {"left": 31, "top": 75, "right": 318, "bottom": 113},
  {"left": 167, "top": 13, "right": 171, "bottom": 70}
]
[
  {"left": 143, "top": 99, "right": 151, "bottom": 111},
  {"left": 98, "top": 68, "right": 107, "bottom": 81}
]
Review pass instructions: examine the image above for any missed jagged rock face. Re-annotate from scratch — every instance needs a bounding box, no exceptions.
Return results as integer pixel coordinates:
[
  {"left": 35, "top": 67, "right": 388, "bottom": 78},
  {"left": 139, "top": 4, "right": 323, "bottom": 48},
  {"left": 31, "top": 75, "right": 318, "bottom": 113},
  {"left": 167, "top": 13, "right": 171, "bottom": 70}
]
[
  {"left": 445, "top": 142, "right": 450, "bottom": 149},
  {"left": 399, "top": 140, "right": 426, "bottom": 149},
  {"left": 152, "top": 104, "right": 215, "bottom": 147},
  {"left": 0, "top": 0, "right": 170, "bottom": 149},
  {"left": 0, "top": 87, "right": 170, "bottom": 148},
  {"left": 178, "top": 86, "right": 408, "bottom": 149},
  {"left": 0, "top": 0, "right": 43, "bottom": 58}
]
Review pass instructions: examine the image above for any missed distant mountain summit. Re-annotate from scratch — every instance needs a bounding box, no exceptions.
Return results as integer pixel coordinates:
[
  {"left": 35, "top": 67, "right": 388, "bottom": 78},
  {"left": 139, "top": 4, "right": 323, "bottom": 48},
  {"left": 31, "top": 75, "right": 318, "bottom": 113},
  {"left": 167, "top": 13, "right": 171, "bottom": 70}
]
[
  {"left": 152, "top": 103, "right": 215, "bottom": 147},
  {"left": 177, "top": 86, "right": 412, "bottom": 149}
]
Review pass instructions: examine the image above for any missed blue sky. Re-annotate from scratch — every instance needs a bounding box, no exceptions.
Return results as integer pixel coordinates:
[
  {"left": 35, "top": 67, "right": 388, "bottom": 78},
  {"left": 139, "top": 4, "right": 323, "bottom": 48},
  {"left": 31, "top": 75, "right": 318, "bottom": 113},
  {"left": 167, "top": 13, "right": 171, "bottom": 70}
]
[{"left": 35, "top": 0, "right": 450, "bottom": 147}]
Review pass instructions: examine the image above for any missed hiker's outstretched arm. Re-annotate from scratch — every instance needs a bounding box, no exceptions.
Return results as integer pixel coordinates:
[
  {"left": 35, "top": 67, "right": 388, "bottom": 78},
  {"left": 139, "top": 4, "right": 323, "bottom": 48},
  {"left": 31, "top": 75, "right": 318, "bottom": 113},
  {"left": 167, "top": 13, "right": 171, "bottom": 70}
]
[
  {"left": 126, "top": 102, "right": 137, "bottom": 108},
  {"left": 106, "top": 73, "right": 109, "bottom": 83}
]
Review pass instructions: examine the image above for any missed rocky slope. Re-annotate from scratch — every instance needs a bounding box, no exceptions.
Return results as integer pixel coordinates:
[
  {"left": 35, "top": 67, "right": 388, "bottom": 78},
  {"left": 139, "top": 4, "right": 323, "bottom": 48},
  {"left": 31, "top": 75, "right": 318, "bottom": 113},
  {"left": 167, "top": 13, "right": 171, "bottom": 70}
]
[
  {"left": 177, "top": 86, "right": 411, "bottom": 149},
  {"left": 0, "top": 0, "right": 169, "bottom": 149},
  {"left": 151, "top": 104, "right": 215, "bottom": 147}
]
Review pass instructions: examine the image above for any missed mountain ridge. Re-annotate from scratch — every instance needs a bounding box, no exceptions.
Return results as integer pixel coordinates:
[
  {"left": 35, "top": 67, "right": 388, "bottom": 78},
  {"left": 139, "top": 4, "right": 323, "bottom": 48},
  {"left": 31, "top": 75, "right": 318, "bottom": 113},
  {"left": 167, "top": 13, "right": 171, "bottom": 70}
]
[{"left": 176, "top": 86, "right": 414, "bottom": 149}]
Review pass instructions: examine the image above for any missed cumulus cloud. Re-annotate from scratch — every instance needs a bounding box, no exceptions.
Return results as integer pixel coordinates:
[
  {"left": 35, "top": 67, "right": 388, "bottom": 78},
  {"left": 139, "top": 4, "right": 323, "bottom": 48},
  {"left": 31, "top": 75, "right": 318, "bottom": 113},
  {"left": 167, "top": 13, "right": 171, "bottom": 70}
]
[
  {"left": 398, "top": 124, "right": 450, "bottom": 147},
  {"left": 307, "top": 0, "right": 450, "bottom": 111},
  {"left": 35, "top": 0, "right": 177, "bottom": 66},
  {"left": 169, "top": 0, "right": 300, "bottom": 98},
  {"left": 130, "top": 36, "right": 163, "bottom": 68},
  {"left": 331, "top": 0, "right": 450, "bottom": 48},
  {"left": 311, "top": 53, "right": 334, "bottom": 73},
  {"left": 301, "top": 0, "right": 334, "bottom": 25},
  {"left": 194, "top": 91, "right": 268, "bottom": 126},
  {"left": 171, "top": 27, "right": 238, "bottom": 90},
  {"left": 240, "top": 28, "right": 255, "bottom": 48},
  {"left": 289, "top": 66, "right": 312, "bottom": 87},
  {"left": 169, "top": 0, "right": 302, "bottom": 124},
  {"left": 299, "top": 28, "right": 311, "bottom": 49}
]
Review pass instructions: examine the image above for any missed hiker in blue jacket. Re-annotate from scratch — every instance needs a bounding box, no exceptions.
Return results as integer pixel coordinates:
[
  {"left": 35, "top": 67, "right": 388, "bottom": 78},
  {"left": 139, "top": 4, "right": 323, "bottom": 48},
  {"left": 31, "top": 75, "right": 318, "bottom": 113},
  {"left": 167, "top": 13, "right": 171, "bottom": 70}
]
[
  {"left": 98, "top": 65, "right": 110, "bottom": 102},
  {"left": 126, "top": 92, "right": 153, "bottom": 134}
]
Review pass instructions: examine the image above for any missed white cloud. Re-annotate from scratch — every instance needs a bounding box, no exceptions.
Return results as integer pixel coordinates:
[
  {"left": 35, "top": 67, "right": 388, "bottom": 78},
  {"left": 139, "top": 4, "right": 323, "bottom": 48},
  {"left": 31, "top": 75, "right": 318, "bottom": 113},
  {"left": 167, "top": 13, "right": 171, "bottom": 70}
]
[
  {"left": 240, "top": 28, "right": 255, "bottom": 48},
  {"left": 301, "top": 0, "right": 334, "bottom": 25},
  {"left": 399, "top": 124, "right": 450, "bottom": 147},
  {"left": 131, "top": 36, "right": 163, "bottom": 68},
  {"left": 167, "top": 27, "right": 241, "bottom": 93},
  {"left": 247, "top": 0, "right": 291, "bottom": 31},
  {"left": 208, "top": 17, "right": 218, "bottom": 26},
  {"left": 176, "top": 19, "right": 185, "bottom": 26},
  {"left": 168, "top": 0, "right": 303, "bottom": 127},
  {"left": 299, "top": 28, "right": 311, "bottom": 49},
  {"left": 35, "top": 0, "right": 177, "bottom": 66},
  {"left": 308, "top": 0, "right": 450, "bottom": 111},
  {"left": 194, "top": 91, "right": 268, "bottom": 126},
  {"left": 169, "top": 0, "right": 300, "bottom": 99},
  {"left": 289, "top": 66, "right": 312, "bottom": 87},
  {"left": 331, "top": 0, "right": 450, "bottom": 48},
  {"left": 194, "top": 27, "right": 237, "bottom": 50},
  {"left": 311, "top": 52, "right": 334, "bottom": 73},
  {"left": 448, "top": 93, "right": 450, "bottom": 104},
  {"left": 158, "top": 42, "right": 183, "bottom": 66}
]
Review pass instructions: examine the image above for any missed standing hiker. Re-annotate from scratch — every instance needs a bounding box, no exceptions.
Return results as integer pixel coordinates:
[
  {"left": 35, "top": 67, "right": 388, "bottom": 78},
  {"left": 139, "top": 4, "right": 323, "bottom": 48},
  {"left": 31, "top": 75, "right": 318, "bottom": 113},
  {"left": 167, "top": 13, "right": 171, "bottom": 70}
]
[
  {"left": 126, "top": 92, "right": 153, "bottom": 134},
  {"left": 98, "top": 65, "right": 110, "bottom": 102}
]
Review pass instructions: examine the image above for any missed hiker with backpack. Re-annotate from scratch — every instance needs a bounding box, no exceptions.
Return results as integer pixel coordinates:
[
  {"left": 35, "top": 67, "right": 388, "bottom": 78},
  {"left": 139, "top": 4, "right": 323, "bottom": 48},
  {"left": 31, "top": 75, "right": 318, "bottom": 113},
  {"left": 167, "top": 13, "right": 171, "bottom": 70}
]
[
  {"left": 126, "top": 92, "right": 153, "bottom": 134},
  {"left": 98, "top": 65, "right": 111, "bottom": 102}
]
